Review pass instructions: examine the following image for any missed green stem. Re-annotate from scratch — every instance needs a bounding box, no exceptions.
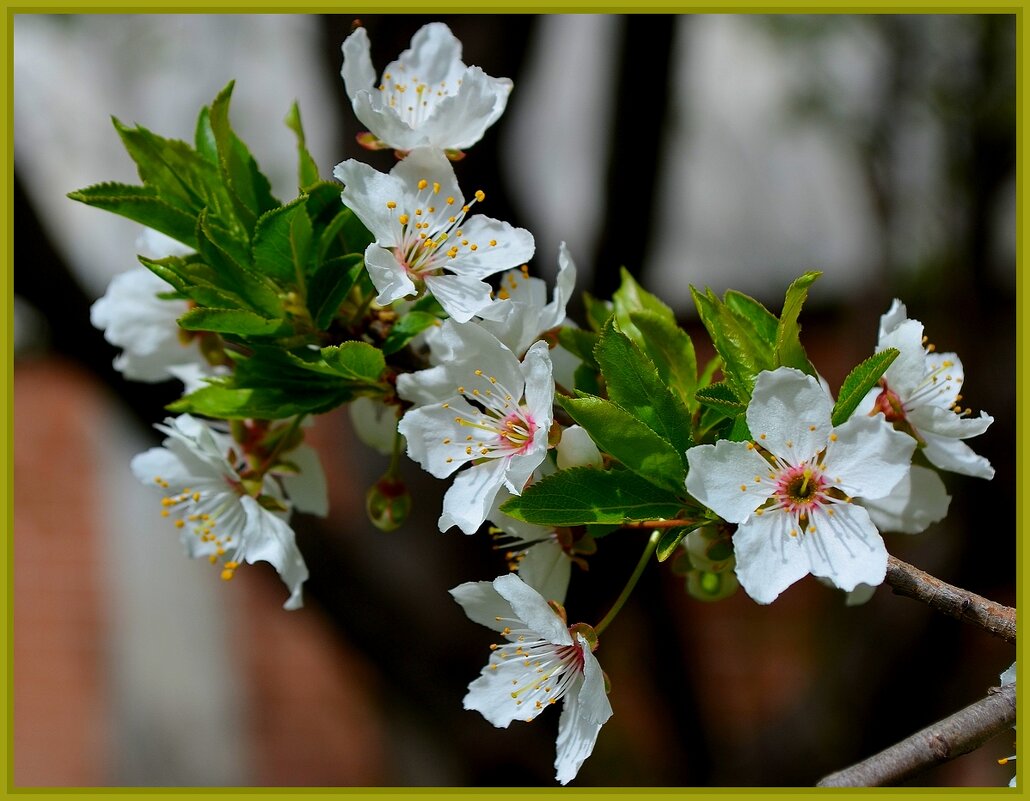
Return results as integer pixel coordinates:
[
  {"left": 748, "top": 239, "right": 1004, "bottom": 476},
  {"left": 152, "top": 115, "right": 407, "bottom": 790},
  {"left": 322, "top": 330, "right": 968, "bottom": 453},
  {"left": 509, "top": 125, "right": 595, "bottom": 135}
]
[
  {"left": 594, "top": 529, "right": 660, "bottom": 636},
  {"left": 255, "top": 414, "right": 306, "bottom": 477}
]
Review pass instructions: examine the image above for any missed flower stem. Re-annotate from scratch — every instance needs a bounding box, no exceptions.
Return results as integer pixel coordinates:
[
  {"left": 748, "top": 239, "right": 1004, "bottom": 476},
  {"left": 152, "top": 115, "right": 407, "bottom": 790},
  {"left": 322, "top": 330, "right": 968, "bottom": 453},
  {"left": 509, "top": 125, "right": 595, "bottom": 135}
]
[{"left": 594, "top": 530, "right": 660, "bottom": 637}]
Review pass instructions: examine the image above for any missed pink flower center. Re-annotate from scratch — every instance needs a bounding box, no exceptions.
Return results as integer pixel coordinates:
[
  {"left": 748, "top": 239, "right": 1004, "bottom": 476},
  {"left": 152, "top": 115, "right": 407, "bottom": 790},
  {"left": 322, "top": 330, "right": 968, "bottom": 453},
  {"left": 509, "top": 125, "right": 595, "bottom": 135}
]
[{"left": 774, "top": 463, "right": 827, "bottom": 516}]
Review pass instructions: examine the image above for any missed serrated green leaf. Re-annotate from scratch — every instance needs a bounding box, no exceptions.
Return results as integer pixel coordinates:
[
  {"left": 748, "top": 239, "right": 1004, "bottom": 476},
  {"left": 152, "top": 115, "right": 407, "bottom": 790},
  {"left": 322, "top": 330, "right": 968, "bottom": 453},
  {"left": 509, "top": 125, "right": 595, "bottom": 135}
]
[
  {"left": 169, "top": 384, "right": 350, "bottom": 419},
  {"left": 724, "top": 290, "right": 779, "bottom": 348},
  {"left": 284, "top": 101, "right": 320, "bottom": 189},
  {"left": 308, "top": 254, "right": 365, "bottom": 329},
  {"left": 557, "top": 327, "right": 599, "bottom": 369},
  {"left": 68, "top": 183, "right": 199, "bottom": 247},
  {"left": 613, "top": 267, "right": 677, "bottom": 347},
  {"left": 582, "top": 292, "right": 614, "bottom": 333},
  {"left": 831, "top": 347, "right": 899, "bottom": 426},
  {"left": 177, "top": 307, "right": 286, "bottom": 336},
  {"left": 657, "top": 525, "right": 700, "bottom": 562},
  {"left": 208, "top": 82, "right": 278, "bottom": 230},
  {"left": 691, "top": 286, "right": 773, "bottom": 402},
  {"left": 321, "top": 341, "right": 386, "bottom": 383},
  {"left": 252, "top": 197, "right": 309, "bottom": 284},
  {"left": 196, "top": 211, "right": 283, "bottom": 317},
  {"left": 727, "top": 414, "right": 753, "bottom": 443},
  {"left": 139, "top": 254, "right": 249, "bottom": 310},
  {"left": 628, "top": 310, "right": 698, "bottom": 411},
  {"left": 595, "top": 321, "right": 692, "bottom": 457},
  {"left": 499, "top": 467, "right": 685, "bottom": 527},
  {"left": 559, "top": 395, "right": 686, "bottom": 492},
  {"left": 194, "top": 106, "right": 218, "bottom": 165},
  {"left": 382, "top": 311, "right": 441, "bottom": 355},
  {"left": 776, "top": 271, "right": 820, "bottom": 374},
  {"left": 694, "top": 382, "right": 746, "bottom": 418}
]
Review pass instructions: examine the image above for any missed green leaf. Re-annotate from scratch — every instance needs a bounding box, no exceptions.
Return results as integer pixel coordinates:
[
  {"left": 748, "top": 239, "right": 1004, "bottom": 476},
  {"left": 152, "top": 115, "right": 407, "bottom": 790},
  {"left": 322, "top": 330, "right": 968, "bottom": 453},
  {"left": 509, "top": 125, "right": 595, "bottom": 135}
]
[
  {"left": 321, "top": 341, "right": 386, "bottom": 383},
  {"left": 724, "top": 290, "right": 779, "bottom": 347},
  {"left": 499, "top": 467, "right": 685, "bottom": 527},
  {"left": 628, "top": 310, "right": 698, "bottom": 411},
  {"left": 194, "top": 106, "right": 218, "bottom": 164},
  {"left": 694, "top": 382, "right": 746, "bottom": 418},
  {"left": 284, "top": 101, "right": 321, "bottom": 189},
  {"left": 831, "top": 347, "right": 899, "bottom": 426},
  {"left": 177, "top": 307, "right": 286, "bottom": 336},
  {"left": 67, "top": 183, "right": 199, "bottom": 248},
  {"left": 252, "top": 197, "right": 310, "bottom": 284},
  {"left": 612, "top": 267, "right": 677, "bottom": 347},
  {"left": 195, "top": 212, "right": 284, "bottom": 318},
  {"left": 169, "top": 384, "right": 348, "bottom": 419},
  {"left": 572, "top": 363, "right": 602, "bottom": 396},
  {"left": 582, "top": 291, "right": 614, "bottom": 333},
  {"left": 139, "top": 254, "right": 250, "bottom": 311},
  {"left": 691, "top": 286, "right": 774, "bottom": 402},
  {"left": 307, "top": 254, "right": 365, "bottom": 329},
  {"left": 775, "top": 271, "right": 820, "bottom": 374},
  {"left": 594, "top": 321, "right": 692, "bottom": 457},
  {"left": 560, "top": 395, "right": 686, "bottom": 492},
  {"left": 657, "top": 526, "right": 699, "bottom": 563},
  {"left": 382, "top": 311, "right": 441, "bottom": 355},
  {"left": 207, "top": 81, "right": 278, "bottom": 230},
  {"left": 557, "top": 327, "right": 599, "bottom": 369}
]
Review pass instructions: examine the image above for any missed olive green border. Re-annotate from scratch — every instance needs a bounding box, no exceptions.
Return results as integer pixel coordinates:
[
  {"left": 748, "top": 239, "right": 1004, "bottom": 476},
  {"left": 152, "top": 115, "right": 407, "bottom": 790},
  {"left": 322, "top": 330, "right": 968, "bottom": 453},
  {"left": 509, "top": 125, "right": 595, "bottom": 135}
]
[{"left": 2, "top": 4, "right": 1023, "bottom": 800}]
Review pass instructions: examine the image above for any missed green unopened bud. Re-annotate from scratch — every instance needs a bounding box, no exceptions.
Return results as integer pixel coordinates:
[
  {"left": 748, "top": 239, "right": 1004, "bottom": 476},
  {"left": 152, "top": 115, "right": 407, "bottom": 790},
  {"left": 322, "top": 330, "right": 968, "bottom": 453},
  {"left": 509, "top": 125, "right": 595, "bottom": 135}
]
[
  {"left": 684, "top": 526, "right": 735, "bottom": 573},
  {"left": 365, "top": 474, "right": 411, "bottom": 532},
  {"left": 686, "top": 569, "right": 739, "bottom": 602}
]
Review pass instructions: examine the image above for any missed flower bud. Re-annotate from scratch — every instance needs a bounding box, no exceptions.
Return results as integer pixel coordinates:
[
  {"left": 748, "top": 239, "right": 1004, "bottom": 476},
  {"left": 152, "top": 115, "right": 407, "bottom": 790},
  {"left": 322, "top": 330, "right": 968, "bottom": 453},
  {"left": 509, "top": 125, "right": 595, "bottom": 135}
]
[
  {"left": 684, "top": 526, "right": 734, "bottom": 573},
  {"left": 365, "top": 474, "right": 411, "bottom": 532},
  {"left": 686, "top": 569, "right": 739, "bottom": 602},
  {"left": 556, "top": 425, "right": 603, "bottom": 470}
]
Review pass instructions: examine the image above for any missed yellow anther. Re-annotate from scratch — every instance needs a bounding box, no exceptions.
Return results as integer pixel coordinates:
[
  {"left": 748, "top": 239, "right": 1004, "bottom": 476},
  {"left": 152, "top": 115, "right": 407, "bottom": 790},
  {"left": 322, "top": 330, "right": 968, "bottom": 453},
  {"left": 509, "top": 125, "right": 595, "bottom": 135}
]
[
  {"left": 174, "top": 520, "right": 185, "bottom": 529},
  {"left": 740, "top": 485, "right": 747, "bottom": 492},
  {"left": 208, "top": 554, "right": 218, "bottom": 564},
  {"left": 501, "top": 626, "right": 511, "bottom": 635},
  {"left": 809, "top": 425, "right": 816, "bottom": 431},
  {"left": 386, "top": 201, "right": 397, "bottom": 209},
  {"left": 489, "top": 239, "right": 497, "bottom": 247},
  {"left": 192, "top": 492, "right": 200, "bottom": 502},
  {"left": 418, "top": 179, "right": 428, "bottom": 190},
  {"left": 790, "top": 530, "right": 798, "bottom": 538},
  {"left": 160, "top": 510, "right": 170, "bottom": 518},
  {"left": 432, "top": 182, "right": 440, "bottom": 193},
  {"left": 760, "top": 433, "right": 767, "bottom": 440},
  {"left": 475, "top": 190, "right": 486, "bottom": 202},
  {"left": 830, "top": 433, "right": 838, "bottom": 442},
  {"left": 470, "top": 244, "right": 478, "bottom": 251},
  {"left": 399, "top": 214, "right": 409, "bottom": 225}
]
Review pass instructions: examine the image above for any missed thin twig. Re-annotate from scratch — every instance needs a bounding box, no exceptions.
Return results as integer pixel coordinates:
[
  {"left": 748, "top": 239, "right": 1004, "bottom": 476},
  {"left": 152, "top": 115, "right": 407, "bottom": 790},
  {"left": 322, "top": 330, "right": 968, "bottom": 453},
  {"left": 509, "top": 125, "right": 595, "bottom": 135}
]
[
  {"left": 884, "top": 555, "right": 1016, "bottom": 644},
  {"left": 816, "top": 682, "right": 1016, "bottom": 786}
]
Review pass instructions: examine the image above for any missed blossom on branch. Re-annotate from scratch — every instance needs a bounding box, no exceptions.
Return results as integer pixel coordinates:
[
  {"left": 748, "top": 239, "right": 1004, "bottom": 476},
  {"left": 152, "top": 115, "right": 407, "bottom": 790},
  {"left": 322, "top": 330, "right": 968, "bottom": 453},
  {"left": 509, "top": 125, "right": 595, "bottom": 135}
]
[
  {"left": 129, "top": 414, "right": 321, "bottom": 610},
  {"left": 686, "top": 367, "right": 916, "bottom": 604},
  {"left": 341, "top": 22, "right": 513, "bottom": 154},
  {"left": 867, "top": 299, "right": 994, "bottom": 479},
  {"left": 450, "top": 573, "right": 612, "bottom": 785},
  {"left": 334, "top": 147, "right": 534, "bottom": 322},
  {"left": 397, "top": 324, "right": 553, "bottom": 534}
]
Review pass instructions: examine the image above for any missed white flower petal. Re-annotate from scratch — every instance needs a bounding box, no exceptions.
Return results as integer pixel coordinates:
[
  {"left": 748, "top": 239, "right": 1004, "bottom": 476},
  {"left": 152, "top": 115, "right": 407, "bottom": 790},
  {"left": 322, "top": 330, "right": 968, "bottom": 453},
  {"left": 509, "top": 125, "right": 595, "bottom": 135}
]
[
  {"left": 745, "top": 368, "right": 834, "bottom": 460},
  {"left": 438, "top": 458, "right": 509, "bottom": 534},
  {"left": 493, "top": 573, "right": 571, "bottom": 645},
  {"left": 732, "top": 512, "right": 812, "bottom": 604},
  {"left": 556, "top": 425, "right": 602, "bottom": 470},
  {"left": 423, "top": 273, "right": 494, "bottom": 323},
  {"left": 397, "top": 397, "right": 478, "bottom": 479},
  {"left": 554, "top": 645, "right": 610, "bottom": 786},
  {"left": 685, "top": 440, "right": 776, "bottom": 524},
  {"left": 878, "top": 298, "right": 909, "bottom": 338},
  {"left": 278, "top": 444, "right": 329, "bottom": 518},
  {"left": 463, "top": 651, "right": 542, "bottom": 728},
  {"left": 445, "top": 216, "right": 535, "bottom": 280},
  {"left": 878, "top": 319, "right": 929, "bottom": 397},
  {"left": 339, "top": 26, "right": 376, "bottom": 99},
  {"left": 239, "top": 496, "right": 309, "bottom": 610},
  {"left": 520, "top": 340, "right": 555, "bottom": 424},
  {"left": 861, "top": 465, "right": 951, "bottom": 534},
  {"left": 517, "top": 540, "right": 572, "bottom": 605},
  {"left": 803, "top": 504, "right": 887, "bottom": 593},
  {"left": 334, "top": 159, "right": 404, "bottom": 242},
  {"left": 449, "top": 580, "right": 513, "bottom": 633},
  {"left": 363, "top": 243, "right": 418, "bottom": 306},
  {"left": 348, "top": 396, "right": 400, "bottom": 455},
  {"left": 825, "top": 414, "right": 915, "bottom": 500},
  {"left": 920, "top": 430, "right": 996, "bottom": 479}
]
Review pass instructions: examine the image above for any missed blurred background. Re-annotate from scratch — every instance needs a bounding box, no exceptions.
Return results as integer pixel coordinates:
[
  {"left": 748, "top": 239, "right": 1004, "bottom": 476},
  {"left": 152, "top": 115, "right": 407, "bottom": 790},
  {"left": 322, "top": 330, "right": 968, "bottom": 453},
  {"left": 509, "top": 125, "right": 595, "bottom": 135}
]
[{"left": 12, "top": 13, "right": 1016, "bottom": 787}]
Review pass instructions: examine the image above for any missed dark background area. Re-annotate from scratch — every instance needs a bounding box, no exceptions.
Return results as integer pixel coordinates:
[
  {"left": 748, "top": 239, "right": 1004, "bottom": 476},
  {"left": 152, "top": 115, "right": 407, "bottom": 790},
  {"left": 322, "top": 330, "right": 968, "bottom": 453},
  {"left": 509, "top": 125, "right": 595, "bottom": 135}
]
[{"left": 13, "top": 13, "right": 1017, "bottom": 787}]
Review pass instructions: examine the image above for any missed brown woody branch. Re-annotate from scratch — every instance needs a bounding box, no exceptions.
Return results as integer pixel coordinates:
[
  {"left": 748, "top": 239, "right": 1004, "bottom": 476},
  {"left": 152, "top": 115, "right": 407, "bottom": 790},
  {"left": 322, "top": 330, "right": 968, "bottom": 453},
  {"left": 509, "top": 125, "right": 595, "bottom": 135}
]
[
  {"left": 884, "top": 555, "right": 1016, "bottom": 644},
  {"left": 816, "top": 682, "right": 1016, "bottom": 786}
]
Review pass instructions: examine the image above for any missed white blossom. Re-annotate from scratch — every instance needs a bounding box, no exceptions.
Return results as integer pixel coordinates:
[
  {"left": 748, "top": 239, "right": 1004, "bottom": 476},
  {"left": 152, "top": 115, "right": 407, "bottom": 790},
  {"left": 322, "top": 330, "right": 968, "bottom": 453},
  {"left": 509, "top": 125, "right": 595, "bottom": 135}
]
[
  {"left": 334, "top": 147, "right": 534, "bottom": 322},
  {"left": 450, "top": 573, "right": 612, "bottom": 785},
  {"left": 867, "top": 299, "right": 994, "bottom": 479},
  {"left": 130, "top": 414, "right": 324, "bottom": 610},
  {"left": 686, "top": 367, "right": 916, "bottom": 604},
  {"left": 341, "top": 22, "right": 512, "bottom": 153},
  {"left": 397, "top": 324, "right": 553, "bottom": 534}
]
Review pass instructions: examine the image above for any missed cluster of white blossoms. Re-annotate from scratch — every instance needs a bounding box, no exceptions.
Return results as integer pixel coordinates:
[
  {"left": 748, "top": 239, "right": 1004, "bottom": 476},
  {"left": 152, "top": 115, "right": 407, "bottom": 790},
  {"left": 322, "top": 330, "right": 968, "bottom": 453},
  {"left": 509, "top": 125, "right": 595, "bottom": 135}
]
[{"left": 85, "top": 19, "right": 1003, "bottom": 787}]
